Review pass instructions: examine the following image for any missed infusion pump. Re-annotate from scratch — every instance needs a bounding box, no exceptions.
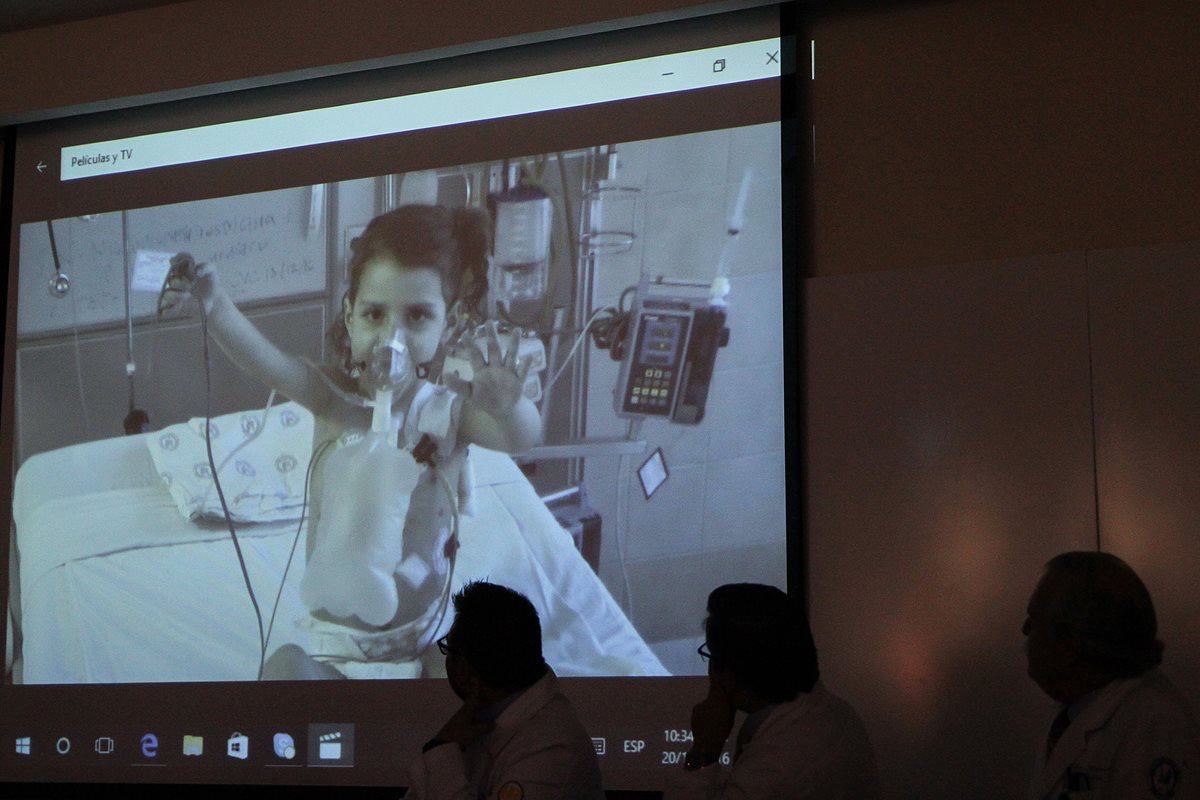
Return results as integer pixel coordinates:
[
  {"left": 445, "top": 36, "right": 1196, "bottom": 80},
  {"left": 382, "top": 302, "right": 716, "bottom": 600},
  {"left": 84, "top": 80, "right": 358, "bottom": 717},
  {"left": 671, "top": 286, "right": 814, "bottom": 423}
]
[{"left": 614, "top": 277, "right": 730, "bottom": 425}]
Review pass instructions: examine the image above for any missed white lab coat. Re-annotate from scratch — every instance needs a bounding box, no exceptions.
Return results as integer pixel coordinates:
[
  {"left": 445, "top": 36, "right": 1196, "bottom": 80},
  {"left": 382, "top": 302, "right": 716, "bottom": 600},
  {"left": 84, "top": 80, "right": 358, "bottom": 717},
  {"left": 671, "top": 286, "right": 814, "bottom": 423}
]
[
  {"left": 664, "top": 682, "right": 880, "bottom": 800},
  {"left": 406, "top": 669, "right": 604, "bottom": 800},
  {"left": 1031, "top": 669, "right": 1200, "bottom": 800}
]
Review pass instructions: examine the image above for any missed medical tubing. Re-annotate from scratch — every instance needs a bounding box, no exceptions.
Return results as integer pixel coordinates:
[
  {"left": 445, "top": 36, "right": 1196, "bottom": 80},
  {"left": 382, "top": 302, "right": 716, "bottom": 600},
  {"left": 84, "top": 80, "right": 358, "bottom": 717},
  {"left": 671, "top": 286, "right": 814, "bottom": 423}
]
[
  {"left": 544, "top": 306, "right": 611, "bottom": 394},
  {"left": 615, "top": 416, "right": 642, "bottom": 618},
  {"left": 555, "top": 152, "right": 579, "bottom": 311},
  {"left": 69, "top": 288, "right": 92, "bottom": 438},
  {"left": 216, "top": 389, "right": 277, "bottom": 478},
  {"left": 46, "top": 219, "right": 62, "bottom": 281},
  {"left": 121, "top": 211, "right": 135, "bottom": 410},
  {"left": 413, "top": 467, "right": 461, "bottom": 655},
  {"left": 199, "top": 301, "right": 268, "bottom": 679},
  {"left": 262, "top": 436, "right": 335, "bottom": 678}
]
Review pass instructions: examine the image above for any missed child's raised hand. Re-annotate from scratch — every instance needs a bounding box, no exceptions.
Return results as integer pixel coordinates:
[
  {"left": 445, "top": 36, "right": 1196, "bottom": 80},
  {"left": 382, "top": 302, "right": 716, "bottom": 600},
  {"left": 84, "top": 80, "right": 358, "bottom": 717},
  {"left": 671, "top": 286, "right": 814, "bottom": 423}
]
[
  {"left": 444, "top": 322, "right": 532, "bottom": 418},
  {"left": 157, "top": 252, "right": 218, "bottom": 317}
]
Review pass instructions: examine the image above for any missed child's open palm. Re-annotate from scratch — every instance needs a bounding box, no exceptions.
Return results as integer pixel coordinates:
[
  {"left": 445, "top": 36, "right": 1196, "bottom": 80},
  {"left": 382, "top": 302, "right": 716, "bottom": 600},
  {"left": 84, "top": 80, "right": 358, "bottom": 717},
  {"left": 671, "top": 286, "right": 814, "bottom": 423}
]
[{"left": 444, "top": 322, "right": 531, "bottom": 419}]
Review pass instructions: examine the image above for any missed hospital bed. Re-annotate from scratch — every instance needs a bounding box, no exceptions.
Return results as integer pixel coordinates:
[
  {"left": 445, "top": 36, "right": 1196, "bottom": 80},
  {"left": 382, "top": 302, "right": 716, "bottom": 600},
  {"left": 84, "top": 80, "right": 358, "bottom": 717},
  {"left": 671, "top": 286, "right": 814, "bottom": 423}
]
[{"left": 9, "top": 402, "right": 666, "bottom": 683}]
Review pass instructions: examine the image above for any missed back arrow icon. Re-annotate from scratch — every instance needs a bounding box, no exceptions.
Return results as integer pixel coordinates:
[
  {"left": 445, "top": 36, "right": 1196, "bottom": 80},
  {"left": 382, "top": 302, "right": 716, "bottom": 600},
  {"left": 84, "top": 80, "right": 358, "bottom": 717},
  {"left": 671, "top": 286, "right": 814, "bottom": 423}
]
[{"left": 36, "top": 161, "right": 47, "bottom": 173}]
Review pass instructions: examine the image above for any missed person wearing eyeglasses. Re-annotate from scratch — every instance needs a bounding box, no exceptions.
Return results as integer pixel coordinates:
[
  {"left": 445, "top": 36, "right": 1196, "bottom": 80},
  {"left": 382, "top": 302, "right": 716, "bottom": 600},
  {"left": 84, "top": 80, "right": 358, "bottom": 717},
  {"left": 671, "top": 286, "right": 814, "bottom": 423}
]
[
  {"left": 667, "top": 583, "right": 879, "bottom": 799},
  {"left": 405, "top": 580, "right": 604, "bottom": 800}
]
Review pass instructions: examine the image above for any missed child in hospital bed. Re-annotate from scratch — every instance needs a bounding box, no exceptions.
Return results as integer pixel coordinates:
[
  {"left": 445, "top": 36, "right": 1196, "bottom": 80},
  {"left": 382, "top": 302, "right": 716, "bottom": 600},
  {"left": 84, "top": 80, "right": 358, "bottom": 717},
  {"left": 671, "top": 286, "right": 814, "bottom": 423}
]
[{"left": 160, "top": 204, "right": 542, "bottom": 679}]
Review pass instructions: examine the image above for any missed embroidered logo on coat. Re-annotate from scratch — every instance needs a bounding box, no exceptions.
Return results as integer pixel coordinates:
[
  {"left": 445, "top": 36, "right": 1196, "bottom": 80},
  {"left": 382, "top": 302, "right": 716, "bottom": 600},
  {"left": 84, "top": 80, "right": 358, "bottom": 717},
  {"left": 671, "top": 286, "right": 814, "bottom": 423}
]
[
  {"left": 497, "top": 781, "right": 524, "bottom": 800},
  {"left": 1150, "top": 756, "right": 1181, "bottom": 799}
]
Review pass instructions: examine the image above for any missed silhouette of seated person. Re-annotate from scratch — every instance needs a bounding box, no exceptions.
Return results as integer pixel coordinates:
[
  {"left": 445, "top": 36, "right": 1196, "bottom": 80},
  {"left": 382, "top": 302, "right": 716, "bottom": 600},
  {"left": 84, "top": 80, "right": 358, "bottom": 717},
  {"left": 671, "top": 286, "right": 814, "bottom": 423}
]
[
  {"left": 406, "top": 580, "right": 604, "bottom": 800},
  {"left": 667, "top": 582, "right": 879, "bottom": 799}
]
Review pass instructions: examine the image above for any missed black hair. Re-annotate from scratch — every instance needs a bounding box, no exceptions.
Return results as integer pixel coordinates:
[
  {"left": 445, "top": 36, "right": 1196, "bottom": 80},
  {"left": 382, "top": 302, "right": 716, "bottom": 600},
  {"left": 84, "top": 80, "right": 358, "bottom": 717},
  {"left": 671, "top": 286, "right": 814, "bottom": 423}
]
[
  {"left": 704, "top": 583, "right": 819, "bottom": 703},
  {"left": 327, "top": 204, "right": 491, "bottom": 373},
  {"left": 449, "top": 580, "right": 547, "bottom": 693},
  {"left": 1042, "top": 551, "right": 1164, "bottom": 678}
]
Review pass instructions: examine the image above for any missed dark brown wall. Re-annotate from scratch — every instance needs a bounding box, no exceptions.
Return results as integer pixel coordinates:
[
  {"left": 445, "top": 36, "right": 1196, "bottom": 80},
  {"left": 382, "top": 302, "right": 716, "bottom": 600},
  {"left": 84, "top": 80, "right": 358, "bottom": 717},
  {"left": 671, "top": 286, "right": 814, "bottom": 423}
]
[
  {"left": 0, "top": 0, "right": 763, "bottom": 123},
  {"left": 807, "top": 2, "right": 1200, "bottom": 797},
  {"left": 809, "top": 0, "right": 1200, "bottom": 275}
]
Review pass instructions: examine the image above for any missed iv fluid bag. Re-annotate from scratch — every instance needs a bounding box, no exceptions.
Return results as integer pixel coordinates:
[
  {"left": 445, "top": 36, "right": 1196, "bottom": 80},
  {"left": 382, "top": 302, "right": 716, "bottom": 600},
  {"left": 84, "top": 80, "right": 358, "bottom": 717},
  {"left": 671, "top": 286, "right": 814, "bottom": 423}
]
[
  {"left": 300, "top": 431, "right": 420, "bottom": 627},
  {"left": 491, "top": 186, "right": 552, "bottom": 305}
]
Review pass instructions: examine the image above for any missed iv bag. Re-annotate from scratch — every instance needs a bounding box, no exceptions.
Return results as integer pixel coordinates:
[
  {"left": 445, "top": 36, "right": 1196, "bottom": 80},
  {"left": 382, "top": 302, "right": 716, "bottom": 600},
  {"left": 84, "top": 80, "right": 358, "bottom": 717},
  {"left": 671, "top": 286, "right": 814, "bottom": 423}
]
[{"left": 490, "top": 185, "right": 552, "bottom": 305}]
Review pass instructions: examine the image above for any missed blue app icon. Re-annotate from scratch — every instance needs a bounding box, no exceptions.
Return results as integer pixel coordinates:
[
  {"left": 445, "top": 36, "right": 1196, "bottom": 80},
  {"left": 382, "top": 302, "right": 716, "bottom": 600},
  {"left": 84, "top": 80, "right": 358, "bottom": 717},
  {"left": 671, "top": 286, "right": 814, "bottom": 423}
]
[
  {"left": 141, "top": 733, "right": 159, "bottom": 758},
  {"left": 273, "top": 732, "right": 296, "bottom": 760}
]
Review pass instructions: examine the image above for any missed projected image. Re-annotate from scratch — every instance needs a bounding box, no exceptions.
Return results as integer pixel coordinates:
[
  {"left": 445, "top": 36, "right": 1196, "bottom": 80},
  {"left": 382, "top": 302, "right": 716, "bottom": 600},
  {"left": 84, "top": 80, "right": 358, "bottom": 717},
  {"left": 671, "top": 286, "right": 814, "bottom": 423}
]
[{"left": 6, "top": 124, "right": 785, "bottom": 684}]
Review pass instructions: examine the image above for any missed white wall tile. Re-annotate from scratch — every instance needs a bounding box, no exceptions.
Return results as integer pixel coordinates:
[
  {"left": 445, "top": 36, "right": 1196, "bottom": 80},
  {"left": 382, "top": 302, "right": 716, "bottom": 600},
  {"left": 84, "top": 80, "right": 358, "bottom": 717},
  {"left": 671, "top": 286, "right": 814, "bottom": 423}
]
[
  {"left": 622, "top": 542, "right": 788, "bottom": 642},
  {"left": 638, "top": 415, "right": 710, "bottom": 469},
  {"left": 728, "top": 122, "right": 783, "bottom": 183},
  {"left": 617, "top": 463, "right": 707, "bottom": 562},
  {"left": 646, "top": 128, "right": 731, "bottom": 194},
  {"left": 704, "top": 364, "right": 786, "bottom": 461},
  {"left": 610, "top": 140, "right": 650, "bottom": 189},
  {"left": 718, "top": 270, "right": 785, "bottom": 371},
  {"left": 642, "top": 187, "right": 727, "bottom": 282},
  {"left": 723, "top": 175, "right": 783, "bottom": 277},
  {"left": 701, "top": 450, "right": 788, "bottom": 550}
]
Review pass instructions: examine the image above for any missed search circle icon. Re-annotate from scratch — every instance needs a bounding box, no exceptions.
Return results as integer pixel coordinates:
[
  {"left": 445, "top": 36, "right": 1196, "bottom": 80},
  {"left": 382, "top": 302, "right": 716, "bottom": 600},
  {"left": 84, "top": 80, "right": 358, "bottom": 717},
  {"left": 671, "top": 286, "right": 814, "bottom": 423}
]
[{"left": 56, "top": 737, "right": 71, "bottom": 755}]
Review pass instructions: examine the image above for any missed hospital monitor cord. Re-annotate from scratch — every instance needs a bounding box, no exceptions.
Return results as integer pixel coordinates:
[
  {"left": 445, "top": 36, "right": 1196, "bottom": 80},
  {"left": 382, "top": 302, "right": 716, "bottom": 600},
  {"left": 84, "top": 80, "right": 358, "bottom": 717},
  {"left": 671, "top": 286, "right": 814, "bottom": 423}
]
[
  {"left": 194, "top": 302, "right": 459, "bottom": 678},
  {"left": 197, "top": 301, "right": 269, "bottom": 680}
]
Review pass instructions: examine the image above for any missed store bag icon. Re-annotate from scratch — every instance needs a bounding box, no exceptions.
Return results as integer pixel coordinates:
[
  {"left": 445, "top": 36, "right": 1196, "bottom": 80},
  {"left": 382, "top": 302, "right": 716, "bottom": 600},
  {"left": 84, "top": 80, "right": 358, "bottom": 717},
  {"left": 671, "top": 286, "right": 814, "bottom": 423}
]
[{"left": 227, "top": 732, "right": 249, "bottom": 760}]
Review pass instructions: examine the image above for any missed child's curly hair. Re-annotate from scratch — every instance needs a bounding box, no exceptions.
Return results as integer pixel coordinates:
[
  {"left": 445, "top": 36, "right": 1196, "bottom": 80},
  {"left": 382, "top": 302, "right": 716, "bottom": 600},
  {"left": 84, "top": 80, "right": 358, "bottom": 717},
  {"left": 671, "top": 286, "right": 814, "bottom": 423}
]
[{"left": 328, "top": 204, "right": 490, "bottom": 374}]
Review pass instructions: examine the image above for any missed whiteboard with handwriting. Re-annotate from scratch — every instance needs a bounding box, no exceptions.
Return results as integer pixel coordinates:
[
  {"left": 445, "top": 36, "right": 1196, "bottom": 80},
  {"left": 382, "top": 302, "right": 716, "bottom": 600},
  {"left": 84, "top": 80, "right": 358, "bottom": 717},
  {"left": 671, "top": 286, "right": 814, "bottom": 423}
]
[{"left": 17, "top": 186, "right": 327, "bottom": 336}]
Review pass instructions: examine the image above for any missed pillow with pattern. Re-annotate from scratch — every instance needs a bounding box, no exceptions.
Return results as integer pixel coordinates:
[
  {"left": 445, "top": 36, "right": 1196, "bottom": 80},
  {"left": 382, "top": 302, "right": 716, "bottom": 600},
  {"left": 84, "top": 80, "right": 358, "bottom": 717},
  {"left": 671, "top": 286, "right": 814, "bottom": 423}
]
[{"left": 146, "top": 401, "right": 314, "bottom": 523}]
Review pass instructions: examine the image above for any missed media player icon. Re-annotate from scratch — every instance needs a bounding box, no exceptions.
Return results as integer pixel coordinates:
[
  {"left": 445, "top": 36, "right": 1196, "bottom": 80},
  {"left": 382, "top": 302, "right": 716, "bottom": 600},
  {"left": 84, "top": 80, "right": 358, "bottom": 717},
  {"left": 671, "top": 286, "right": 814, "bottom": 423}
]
[
  {"left": 318, "top": 731, "right": 342, "bottom": 760},
  {"left": 307, "top": 723, "right": 354, "bottom": 766}
]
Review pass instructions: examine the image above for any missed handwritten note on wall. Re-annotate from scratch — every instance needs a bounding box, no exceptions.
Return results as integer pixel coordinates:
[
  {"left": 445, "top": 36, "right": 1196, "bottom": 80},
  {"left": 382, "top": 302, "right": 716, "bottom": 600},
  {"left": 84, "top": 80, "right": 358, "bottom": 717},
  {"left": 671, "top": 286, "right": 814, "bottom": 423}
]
[{"left": 17, "top": 186, "right": 327, "bottom": 336}]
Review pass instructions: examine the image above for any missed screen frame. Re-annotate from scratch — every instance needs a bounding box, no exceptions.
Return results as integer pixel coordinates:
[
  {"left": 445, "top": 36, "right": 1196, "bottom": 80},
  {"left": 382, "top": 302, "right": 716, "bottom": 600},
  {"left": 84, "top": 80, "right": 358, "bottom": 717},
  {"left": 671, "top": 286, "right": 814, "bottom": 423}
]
[{"left": 1, "top": 3, "right": 801, "bottom": 795}]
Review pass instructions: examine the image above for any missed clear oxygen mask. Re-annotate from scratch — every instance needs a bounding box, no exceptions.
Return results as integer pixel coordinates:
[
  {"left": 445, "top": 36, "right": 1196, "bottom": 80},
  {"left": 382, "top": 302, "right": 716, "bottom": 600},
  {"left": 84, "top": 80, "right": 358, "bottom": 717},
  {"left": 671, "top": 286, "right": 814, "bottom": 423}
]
[{"left": 358, "top": 328, "right": 414, "bottom": 432}]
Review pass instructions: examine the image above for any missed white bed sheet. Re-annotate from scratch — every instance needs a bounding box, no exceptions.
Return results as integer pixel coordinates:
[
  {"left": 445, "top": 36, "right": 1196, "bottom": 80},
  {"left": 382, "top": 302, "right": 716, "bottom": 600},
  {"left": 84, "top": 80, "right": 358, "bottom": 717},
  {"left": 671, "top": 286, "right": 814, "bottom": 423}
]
[{"left": 12, "top": 432, "right": 666, "bottom": 683}]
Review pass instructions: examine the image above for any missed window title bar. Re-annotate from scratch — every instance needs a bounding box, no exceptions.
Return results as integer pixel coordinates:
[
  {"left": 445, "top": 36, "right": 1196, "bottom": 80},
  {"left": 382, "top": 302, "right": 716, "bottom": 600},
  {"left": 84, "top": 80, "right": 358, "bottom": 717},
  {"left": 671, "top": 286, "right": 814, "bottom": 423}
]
[{"left": 60, "top": 38, "right": 781, "bottom": 181}]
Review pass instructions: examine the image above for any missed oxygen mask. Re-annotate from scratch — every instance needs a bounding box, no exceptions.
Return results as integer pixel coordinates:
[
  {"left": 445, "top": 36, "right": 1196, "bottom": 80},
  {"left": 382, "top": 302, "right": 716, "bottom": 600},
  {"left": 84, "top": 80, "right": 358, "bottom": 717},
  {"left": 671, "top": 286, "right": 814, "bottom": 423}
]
[{"left": 359, "top": 328, "right": 414, "bottom": 432}]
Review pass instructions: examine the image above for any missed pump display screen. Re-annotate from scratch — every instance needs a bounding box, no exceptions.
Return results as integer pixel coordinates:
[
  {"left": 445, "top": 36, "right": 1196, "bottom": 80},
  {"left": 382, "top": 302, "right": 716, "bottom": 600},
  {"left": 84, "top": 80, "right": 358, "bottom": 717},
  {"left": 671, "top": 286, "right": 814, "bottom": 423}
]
[
  {"left": 641, "top": 318, "right": 685, "bottom": 366},
  {"left": 622, "top": 313, "right": 690, "bottom": 415},
  {"left": 1, "top": 4, "right": 794, "bottom": 793}
]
